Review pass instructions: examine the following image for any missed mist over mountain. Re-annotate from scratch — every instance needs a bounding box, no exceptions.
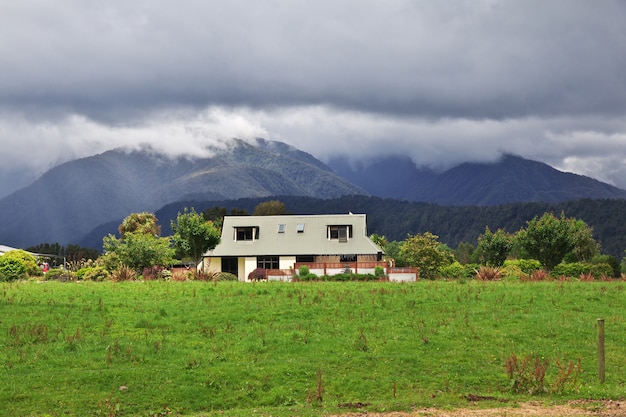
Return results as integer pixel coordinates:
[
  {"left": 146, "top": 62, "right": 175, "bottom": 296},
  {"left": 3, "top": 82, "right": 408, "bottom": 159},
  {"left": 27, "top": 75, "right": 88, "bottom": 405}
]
[
  {"left": 328, "top": 154, "right": 626, "bottom": 205},
  {"left": 0, "top": 139, "right": 365, "bottom": 248},
  {"left": 2, "top": 138, "right": 626, "bottom": 252}
]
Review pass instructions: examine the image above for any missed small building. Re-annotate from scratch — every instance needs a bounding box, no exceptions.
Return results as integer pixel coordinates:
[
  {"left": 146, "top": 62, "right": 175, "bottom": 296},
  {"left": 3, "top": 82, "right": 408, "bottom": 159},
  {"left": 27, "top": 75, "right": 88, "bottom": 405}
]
[{"left": 201, "top": 213, "right": 385, "bottom": 281}]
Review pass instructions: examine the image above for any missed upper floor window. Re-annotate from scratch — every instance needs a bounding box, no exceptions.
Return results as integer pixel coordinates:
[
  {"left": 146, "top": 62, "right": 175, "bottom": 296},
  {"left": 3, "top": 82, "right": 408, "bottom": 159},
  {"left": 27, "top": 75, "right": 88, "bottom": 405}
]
[
  {"left": 296, "top": 223, "right": 305, "bottom": 233},
  {"left": 277, "top": 223, "right": 286, "bottom": 233},
  {"left": 235, "top": 226, "right": 259, "bottom": 241},
  {"left": 328, "top": 225, "right": 352, "bottom": 242}
]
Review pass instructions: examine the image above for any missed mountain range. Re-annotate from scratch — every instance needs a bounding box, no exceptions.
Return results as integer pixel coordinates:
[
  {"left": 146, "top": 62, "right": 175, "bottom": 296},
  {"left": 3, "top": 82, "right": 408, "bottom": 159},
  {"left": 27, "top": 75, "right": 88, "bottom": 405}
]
[
  {"left": 0, "top": 138, "right": 625, "bottom": 250},
  {"left": 0, "top": 139, "right": 363, "bottom": 248},
  {"left": 328, "top": 154, "right": 626, "bottom": 205}
]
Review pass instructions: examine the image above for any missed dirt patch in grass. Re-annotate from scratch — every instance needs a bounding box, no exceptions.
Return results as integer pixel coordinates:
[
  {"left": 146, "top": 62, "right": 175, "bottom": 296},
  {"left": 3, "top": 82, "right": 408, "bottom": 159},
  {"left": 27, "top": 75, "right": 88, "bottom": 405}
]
[{"left": 333, "top": 400, "right": 626, "bottom": 417}]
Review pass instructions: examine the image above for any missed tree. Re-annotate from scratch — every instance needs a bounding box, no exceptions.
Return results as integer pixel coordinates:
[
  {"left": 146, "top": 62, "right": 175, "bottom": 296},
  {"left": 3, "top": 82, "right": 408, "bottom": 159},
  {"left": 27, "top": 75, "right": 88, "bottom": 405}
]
[
  {"left": 515, "top": 212, "right": 598, "bottom": 271},
  {"left": 103, "top": 232, "right": 174, "bottom": 272},
  {"left": 171, "top": 207, "right": 221, "bottom": 266},
  {"left": 567, "top": 218, "right": 599, "bottom": 262},
  {"left": 118, "top": 212, "right": 161, "bottom": 238},
  {"left": 202, "top": 206, "right": 249, "bottom": 229},
  {"left": 27, "top": 242, "right": 98, "bottom": 263},
  {"left": 399, "top": 232, "right": 454, "bottom": 279},
  {"left": 477, "top": 227, "right": 514, "bottom": 267},
  {"left": 103, "top": 213, "right": 174, "bottom": 272},
  {"left": 455, "top": 241, "right": 476, "bottom": 265},
  {"left": 253, "top": 200, "right": 288, "bottom": 216},
  {"left": 369, "top": 234, "right": 388, "bottom": 251}
]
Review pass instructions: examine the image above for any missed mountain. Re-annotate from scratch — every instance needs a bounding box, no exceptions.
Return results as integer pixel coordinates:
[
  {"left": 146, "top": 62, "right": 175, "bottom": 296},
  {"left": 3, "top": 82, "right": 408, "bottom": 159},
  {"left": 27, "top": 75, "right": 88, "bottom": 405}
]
[
  {"left": 0, "top": 138, "right": 365, "bottom": 248},
  {"left": 328, "top": 154, "right": 626, "bottom": 205},
  {"left": 78, "top": 195, "right": 626, "bottom": 259}
]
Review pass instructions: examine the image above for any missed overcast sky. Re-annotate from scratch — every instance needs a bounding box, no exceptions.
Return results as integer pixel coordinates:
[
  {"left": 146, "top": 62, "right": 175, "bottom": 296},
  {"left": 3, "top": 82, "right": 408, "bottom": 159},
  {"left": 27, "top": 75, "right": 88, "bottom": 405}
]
[{"left": 1, "top": 0, "right": 626, "bottom": 197}]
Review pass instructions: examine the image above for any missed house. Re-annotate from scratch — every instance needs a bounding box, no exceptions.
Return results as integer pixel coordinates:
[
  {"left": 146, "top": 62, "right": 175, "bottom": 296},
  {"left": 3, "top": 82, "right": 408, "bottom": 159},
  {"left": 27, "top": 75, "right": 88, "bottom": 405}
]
[
  {"left": 201, "top": 213, "right": 385, "bottom": 281},
  {"left": 0, "top": 245, "right": 20, "bottom": 256}
]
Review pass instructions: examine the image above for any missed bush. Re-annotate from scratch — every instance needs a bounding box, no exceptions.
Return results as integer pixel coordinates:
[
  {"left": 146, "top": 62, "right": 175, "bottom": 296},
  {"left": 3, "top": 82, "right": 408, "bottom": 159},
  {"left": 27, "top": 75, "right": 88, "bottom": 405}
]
[
  {"left": 248, "top": 268, "right": 267, "bottom": 281},
  {"left": 0, "top": 256, "right": 27, "bottom": 282},
  {"left": 299, "top": 272, "right": 319, "bottom": 281},
  {"left": 216, "top": 272, "right": 238, "bottom": 281},
  {"left": 111, "top": 265, "right": 136, "bottom": 282},
  {"left": 82, "top": 266, "right": 110, "bottom": 282},
  {"left": 439, "top": 261, "right": 466, "bottom": 279},
  {"left": 298, "top": 265, "right": 310, "bottom": 276},
  {"left": 504, "top": 259, "right": 542, "bottom": 275},
  {"left": 142, "top": 266, "right": 171, "bottom": 280},
  {"left": 45, "top": 268, "right": 75, "bottom": 282},
  {"left": 474, "top": 266, "right": 502, "bottom": 281},
  {"left": 75, "top": 267, "right": 91, "bottom": 280},
  {"left": 551, "top": 262, "right": 614, "bottom": 279},
  {"left": 3, "top": 250, "right": 41, "bottom": 277},
  {"left": 374, "top": 265, "right": 386, "bottom": 278}
]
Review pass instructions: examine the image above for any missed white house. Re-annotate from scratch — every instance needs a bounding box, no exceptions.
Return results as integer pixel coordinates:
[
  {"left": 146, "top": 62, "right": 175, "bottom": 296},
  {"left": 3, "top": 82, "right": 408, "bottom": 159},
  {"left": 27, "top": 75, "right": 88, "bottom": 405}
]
[
  {"left": 202, "top": 213, "right": 385, "bottom": 281},
  {"left": 0, "top": 245, "right": 20, "bottom": 256}
]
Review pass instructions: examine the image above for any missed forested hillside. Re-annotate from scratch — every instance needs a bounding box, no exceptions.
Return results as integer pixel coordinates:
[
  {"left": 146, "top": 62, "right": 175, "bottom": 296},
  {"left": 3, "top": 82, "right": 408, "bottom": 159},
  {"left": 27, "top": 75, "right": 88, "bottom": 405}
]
[{"left": 114, "top": 196, "right": 626, "bottom": 259}]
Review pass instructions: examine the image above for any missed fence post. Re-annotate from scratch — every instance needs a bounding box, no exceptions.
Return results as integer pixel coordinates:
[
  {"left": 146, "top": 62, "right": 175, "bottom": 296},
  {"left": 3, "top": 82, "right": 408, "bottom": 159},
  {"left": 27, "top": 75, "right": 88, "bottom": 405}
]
[{"left": 597, "top": 318, "right": 605, "bottom": 383}]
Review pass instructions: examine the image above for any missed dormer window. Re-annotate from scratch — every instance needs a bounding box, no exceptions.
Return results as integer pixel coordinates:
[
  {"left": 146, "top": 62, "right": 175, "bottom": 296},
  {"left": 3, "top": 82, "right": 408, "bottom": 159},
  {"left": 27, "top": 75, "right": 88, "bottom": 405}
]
[
  {"left": 328, "top": 225, "right": 352, "bottom": 242},
  {"left": 235, "top": 226, "right": 259, "bottom": 241}
]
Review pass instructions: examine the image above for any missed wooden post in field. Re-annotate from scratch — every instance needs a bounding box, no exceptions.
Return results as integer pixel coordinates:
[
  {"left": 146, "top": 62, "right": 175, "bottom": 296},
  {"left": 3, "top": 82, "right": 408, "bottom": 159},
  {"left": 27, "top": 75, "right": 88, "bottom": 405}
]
[{"left": 597, "top": 318, "right": 605, "bottom": 383}]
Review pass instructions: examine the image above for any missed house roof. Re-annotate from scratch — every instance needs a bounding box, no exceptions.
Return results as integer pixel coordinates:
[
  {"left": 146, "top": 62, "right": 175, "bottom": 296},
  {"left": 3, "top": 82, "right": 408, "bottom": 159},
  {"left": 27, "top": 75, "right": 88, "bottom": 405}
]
[
  {"left": 207, "top": 214, "right": 383, "bottom": 257},
  {"left": 0, "top": 245, "right": 20, "bottom": 255}
]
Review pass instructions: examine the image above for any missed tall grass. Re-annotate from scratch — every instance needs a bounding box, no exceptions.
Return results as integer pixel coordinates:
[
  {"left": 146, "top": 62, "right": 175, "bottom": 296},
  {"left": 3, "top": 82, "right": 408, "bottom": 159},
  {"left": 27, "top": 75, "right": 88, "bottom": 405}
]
[{"left": 0, "top": 280, "right": 624, "bottom": 416}]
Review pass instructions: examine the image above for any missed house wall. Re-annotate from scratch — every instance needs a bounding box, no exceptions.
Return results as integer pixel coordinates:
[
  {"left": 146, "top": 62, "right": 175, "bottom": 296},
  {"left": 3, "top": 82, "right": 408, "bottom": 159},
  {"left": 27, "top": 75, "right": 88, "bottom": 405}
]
[
  {"left": 243, "top": 257, "right": 256, "bottom": 281},
  {"left": 202, "top": 257, "right": 222, "bottom": 274},
  {"left": 280, "top": 256, "right": 296, "bottom": 271}
]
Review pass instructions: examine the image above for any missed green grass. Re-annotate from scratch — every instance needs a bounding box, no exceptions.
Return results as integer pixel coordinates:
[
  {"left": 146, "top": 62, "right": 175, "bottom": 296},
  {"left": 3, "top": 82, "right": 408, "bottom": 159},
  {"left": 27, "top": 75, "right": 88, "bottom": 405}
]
[{"left": 0, "top": 280, "right": 624, "bottom": 416}]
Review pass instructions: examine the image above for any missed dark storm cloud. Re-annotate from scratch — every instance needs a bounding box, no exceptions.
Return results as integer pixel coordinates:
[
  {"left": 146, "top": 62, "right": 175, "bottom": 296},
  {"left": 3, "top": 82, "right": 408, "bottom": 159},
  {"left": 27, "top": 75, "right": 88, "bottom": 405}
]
[
  {"left": 2, "top": 1, "right": 625, "bottom": 119},
  {"left": 1, "top": 0, "right": 626, "bottom": 196}
]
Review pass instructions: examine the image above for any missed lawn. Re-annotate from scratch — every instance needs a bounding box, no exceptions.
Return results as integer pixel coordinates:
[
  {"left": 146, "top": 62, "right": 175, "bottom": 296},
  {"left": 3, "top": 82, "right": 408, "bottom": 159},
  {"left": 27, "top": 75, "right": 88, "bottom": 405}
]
[{"left": 0, "top": 280, "right": 624, "bottom": 416}]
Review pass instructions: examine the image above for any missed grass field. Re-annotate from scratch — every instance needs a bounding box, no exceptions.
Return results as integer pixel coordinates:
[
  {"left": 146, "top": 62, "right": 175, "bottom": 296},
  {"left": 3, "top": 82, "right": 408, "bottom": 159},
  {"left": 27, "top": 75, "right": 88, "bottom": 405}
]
[{"left": 0, "top": 280, "right": 624, "bottom": 416}]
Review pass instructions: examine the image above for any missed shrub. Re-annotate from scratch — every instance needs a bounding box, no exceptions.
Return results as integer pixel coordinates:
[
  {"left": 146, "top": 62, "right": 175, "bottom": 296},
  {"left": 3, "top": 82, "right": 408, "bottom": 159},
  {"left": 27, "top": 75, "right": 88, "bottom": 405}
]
[
  {"left": 474, "top": 266, "right": 502, "bottom": 281},
  {"left": 588, "top": 263, "right": 614, "bottom": 279},
  {"left": 551, "top": 262, "right": 586, "bottom": 278},
  {"left": 216, "top": 272, "right": 238, "bottom": 281},
  {"left": 504, "top": 259, "right": 542, "bottom": 275},
  {"left": 0, "top": 256, "right": 27, "bottom": 282},
  {"left": 298, "top": 265, "right": 310, "bottom": 276},
  {"left": 529, "top": 269, "right": 550, "bottom": 281},
  {"left": 248, "top": 268, "right": 267, "bottom": 281},
  {"left": 463, "top": 263, "right": 481, "bottom": 279},
  {"left": 439, "top": 261, "right": 466, "bottom": 279},
  {"left": 83, "top": 266, "right": 110, "bottom": 282},
  {"left": 75, "top": 267, "right": 91, "bottom": 280},
  {"left": 45, "top": 268, "right": 75, "bottom": 282},
  {"left": 111, "top": 265, "right": 136, "bottom": 282},
  {"left": 551, "top": 262, "right": 614, "bottom": 280},
  {"left": 142, "top": 266, "right": 171, "bottom": 280},
  {"left": 299, "top": 272, "right": 319, "bottom": 281},
  {"left": 3, "top": 250, "right": 41, "bottom": 277},
  {"left": 505, "top": 353, "right": 581, "bottom": 395},
  {"left": 374, "top": 265, "right": 386, "bottom": 278}
]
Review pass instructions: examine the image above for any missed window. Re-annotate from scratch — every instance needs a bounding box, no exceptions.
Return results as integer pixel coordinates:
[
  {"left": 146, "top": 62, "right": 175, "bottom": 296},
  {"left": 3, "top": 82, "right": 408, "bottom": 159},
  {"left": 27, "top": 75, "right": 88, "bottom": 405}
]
[
  {"left": 277, "top": 224, "right": 286, "bottom": 233},
  {"left": 296, "top": 223, "right": 305, "bottom": 233},
  {"left": 221, "top": 257, "right": 238, "bottom": 276},
  {"left": 235, "top": 226, "right": 259, "bottom": 241},
  {"left": 340, "top": 254, "right": 357, "bottom": 262},
  {"left": 296, "top": 255, "right": 315, "bottom": 263},
  {"left": 257, "top": 256, "right": 279, "bottom": 270},
  {"left": 328, "top": 225, "right": 352, "bottom": 242}
]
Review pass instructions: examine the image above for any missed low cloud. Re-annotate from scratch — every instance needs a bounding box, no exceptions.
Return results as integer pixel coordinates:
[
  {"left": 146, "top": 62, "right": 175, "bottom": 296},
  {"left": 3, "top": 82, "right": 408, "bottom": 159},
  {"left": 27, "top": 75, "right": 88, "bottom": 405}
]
[
  {"left": 1, "top": 106, "right": 625, "bottom": 198},
  {"left": 1, "top": 1, "right": 625, "bottom": 196}
]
